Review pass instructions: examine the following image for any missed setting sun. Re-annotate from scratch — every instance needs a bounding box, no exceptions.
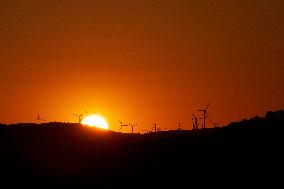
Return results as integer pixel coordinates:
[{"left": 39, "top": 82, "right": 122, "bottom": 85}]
[{"left": 81, "top": 115, "right": 109, "bottom": 129}]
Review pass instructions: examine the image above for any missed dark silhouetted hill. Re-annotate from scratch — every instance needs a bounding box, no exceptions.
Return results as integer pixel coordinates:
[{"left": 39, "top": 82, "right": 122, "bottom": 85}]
[{"left": 0, "top": 110, "right": 283, "bottom": 187}]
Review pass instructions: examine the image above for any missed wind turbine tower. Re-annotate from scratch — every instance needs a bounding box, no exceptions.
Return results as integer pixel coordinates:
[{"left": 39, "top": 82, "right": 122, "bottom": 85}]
[
  {"left": 192, "top": 114, "right": 199, "bottom": 130},
  {"left": 198, "top": 102, "right": 211, "bottom": 129},
  {"left": 130, "top": 124, "right": 137, "bottom": 134}
]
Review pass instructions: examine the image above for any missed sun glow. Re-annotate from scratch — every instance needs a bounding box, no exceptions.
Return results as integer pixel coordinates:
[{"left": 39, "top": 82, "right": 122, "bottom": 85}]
[{"left": 81, "top": 115, "right": 109, "bottom": 129}]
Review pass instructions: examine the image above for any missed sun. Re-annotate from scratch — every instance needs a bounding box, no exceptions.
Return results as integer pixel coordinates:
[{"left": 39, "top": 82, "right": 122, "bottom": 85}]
[{"left": 81, "top": 115, "right": 109, "bottom": 129}]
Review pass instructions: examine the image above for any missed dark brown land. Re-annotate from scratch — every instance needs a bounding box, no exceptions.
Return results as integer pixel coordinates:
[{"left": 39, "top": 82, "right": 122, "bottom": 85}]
[{"left": 0, "top": 110, "right": 283, "bottom": 188}]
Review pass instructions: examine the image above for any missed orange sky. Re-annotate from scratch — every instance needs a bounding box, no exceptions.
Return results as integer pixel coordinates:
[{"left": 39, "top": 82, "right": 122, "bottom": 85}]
[{"left": 0, "top": 0, "right": 283, "bottom": 132}]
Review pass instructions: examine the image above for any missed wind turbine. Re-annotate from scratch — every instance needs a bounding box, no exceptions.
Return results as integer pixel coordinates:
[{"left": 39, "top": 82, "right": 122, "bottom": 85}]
[
  {"left": 36, "top": 115, "right": 41, "bottom": 121},
  {"left": 192, "top": 114, "right": 199, "bottom": 130},
  {"left": 119, "top": 120, "right": 129, "bottom": 132},
  {"left": 36, "top": 114, "right": 46, "bottom": 123},
  {"left": 130, "top": 124, "right": 137, "bottom": 134},
  {"left": 206, "top": 112, "right": 221, "bottom": 128},
  {"left": 73, "top": 111, "right": 88, "bottom": 123},
  {"left": 154, "top": 123, "right": 157, "bottom": 132},
  {"left": 198, "top": 102, "right": 211, "bottom": 129},
  {"left": 177, "top": 122, "right": 182, "bottom": 130},
  {"left": 73, "top": 113, "right": 83, "bottom": 123}
]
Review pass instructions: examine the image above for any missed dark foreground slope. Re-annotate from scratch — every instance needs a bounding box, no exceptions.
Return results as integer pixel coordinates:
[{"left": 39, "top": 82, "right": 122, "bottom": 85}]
[{"left": 0, "top": 111, "right": 283, "bottom": 187}]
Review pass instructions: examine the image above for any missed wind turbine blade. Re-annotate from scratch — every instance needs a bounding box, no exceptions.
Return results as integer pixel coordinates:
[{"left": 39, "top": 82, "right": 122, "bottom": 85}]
[{"left": 205, "top": 101, "right": 211, "bottom": 111}]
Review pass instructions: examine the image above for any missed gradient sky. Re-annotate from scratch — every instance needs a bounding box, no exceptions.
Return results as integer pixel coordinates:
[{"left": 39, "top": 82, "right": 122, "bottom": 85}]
[{"left": 0, "top": 0, "right": 283, "bottom": 132}]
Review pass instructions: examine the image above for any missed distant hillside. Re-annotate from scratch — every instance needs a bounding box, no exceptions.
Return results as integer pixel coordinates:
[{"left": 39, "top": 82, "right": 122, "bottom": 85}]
[{"left": 0, "top": 110, "right": 283, "bottom": 187}]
